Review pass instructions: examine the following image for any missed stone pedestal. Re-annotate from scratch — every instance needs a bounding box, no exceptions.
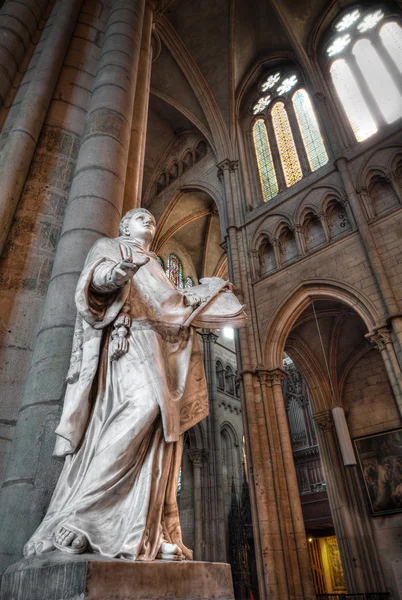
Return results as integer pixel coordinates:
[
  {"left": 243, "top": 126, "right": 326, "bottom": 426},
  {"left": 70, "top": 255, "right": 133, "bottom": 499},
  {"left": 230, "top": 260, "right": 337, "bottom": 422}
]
[{"left": 0, "top": 553, "right": 234, "bottom": 600}]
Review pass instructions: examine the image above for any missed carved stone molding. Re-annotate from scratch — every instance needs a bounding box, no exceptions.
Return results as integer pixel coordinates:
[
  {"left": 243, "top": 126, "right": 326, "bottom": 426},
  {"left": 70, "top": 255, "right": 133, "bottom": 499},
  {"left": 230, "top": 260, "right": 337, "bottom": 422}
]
[{"left": 313, "top": 410, "right": 334, "bottom": 432}]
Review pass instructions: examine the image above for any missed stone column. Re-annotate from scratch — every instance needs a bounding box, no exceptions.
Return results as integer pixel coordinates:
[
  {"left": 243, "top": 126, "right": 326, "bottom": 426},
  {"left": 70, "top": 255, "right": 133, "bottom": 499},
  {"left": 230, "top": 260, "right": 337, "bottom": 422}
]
[
  {"left": 294, "top": 224, "right": 306, "bottom": 256},
  {"left": 0, "top": 0, "right": 84, "bottom": 255},
  {"left": 123, "top": 0, "right": 156, "bottom": 212},
  {"left": 313, "top": 411, "right": 386, "bottom": 594},
  {"left": 0, "top": 0, "right": 146, "bottom": 573},
  {"left": 247, "top": 248, "right": 260, "bottom": 281},
  {"left": 336, "top": 158, "right": 402, "bottom": 356},
  {"left": 217, "top": 159, "right": 275, "bottom": 598},
  {"left": 366, "top": 326, "right": 402, "bottom": 415},
  {"left": 318, "top": 211, "right": 330, "bottom": 242},
  {"left": 188, "top": 448, "right": 206, "bottom": 561},
  {"left": 0, "top": 0, "right": 49, "bottom": 108},
  {"left": 261, "top": 368, "right": 316, "bottom": 600},
  {"left": 199, "top": 330, "right": 226, "bottom": 562}
]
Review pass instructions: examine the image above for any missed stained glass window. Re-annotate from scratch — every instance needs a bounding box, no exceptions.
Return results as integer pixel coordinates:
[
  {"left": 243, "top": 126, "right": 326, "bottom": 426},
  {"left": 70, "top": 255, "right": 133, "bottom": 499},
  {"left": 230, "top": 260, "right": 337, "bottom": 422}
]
[
  {"left": 330, "top": 59, "right": 377, "bottom": 141},
  {"left": 184, "top": 276, "right": 194, "bottom": 288},
  {"left": 292, "top": 89, "right": 328, "bottom": 171},
  {"left": 177, "top": 467, "right": 182, "bottom": 496},
  {"left": 353, "top": 39, "right": 402, "bottom": 124},
  {"left": 380, "top": 22, "right": 402, "bottom": 75},
  {"left": 252, "top": 119, "right": 278, "bottom": 201},
  {"left": 271, "top": 102, "right": 303, "bottom": 187},
  {"left": 167, "top": 254, "right": 184, "bottom": 288}
]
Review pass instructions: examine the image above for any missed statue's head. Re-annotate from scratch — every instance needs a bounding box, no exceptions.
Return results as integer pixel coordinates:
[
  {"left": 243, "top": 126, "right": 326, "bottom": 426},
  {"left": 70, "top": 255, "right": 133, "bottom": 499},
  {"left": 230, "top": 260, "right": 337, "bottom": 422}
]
[{"left": 119, "top": 208, "right": 156, "bottom": 246}]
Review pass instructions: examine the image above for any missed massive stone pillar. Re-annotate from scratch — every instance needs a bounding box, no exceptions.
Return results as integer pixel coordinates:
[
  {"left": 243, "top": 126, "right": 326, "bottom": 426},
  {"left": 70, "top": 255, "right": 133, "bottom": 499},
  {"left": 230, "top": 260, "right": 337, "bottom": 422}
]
[
  {"left": 313, "top": 410, "right": 386, "bottom": 594},
  {"left": 218, "top": 159, "right": 315, "bottom": 599},
  {"left": 0, "top": 0, "right": 84, "bottom": 255},
  {"left": 0, "top": 0, "right": 148, "bottom": 572},
  {"left": 0, "top": 0, "right": 49, "bottom": 108}
]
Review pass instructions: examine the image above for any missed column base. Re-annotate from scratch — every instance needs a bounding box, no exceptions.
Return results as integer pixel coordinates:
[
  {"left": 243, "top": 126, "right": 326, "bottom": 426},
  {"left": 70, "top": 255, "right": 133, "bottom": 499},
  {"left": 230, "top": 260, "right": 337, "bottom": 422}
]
[{"left": 0, "top": 552, "right": 234, "bottom": 600}]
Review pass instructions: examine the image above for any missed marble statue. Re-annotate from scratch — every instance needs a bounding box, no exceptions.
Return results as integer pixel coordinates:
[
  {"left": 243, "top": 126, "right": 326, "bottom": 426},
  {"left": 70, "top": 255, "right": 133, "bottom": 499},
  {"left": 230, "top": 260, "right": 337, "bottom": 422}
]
[{"left": 23, "top": 208, "right": 246, "bottom": 562}]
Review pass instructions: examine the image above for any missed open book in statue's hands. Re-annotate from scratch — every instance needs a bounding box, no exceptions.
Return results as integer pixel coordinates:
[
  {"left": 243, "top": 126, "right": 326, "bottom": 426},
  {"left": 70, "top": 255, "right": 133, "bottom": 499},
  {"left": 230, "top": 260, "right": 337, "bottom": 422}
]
[{"left": 182, "top": 277, "right": 247, "bottom": 329}]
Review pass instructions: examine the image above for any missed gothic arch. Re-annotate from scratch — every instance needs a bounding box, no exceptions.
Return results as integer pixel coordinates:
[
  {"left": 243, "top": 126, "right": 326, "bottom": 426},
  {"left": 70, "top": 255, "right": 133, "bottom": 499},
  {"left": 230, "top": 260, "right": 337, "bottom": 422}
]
[
  {"left": 263, "top": 279, "right": 380, "bottom": 369},
  {"left": 357, "top": 144, "right": 402, "bottom": 190}
]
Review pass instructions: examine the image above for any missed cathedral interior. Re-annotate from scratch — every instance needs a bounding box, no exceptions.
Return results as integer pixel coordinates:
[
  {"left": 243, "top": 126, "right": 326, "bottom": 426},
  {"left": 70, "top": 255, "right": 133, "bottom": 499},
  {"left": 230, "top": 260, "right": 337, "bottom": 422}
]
[{"left": 0, "top": 0, "right": 402, "bottom": 598}]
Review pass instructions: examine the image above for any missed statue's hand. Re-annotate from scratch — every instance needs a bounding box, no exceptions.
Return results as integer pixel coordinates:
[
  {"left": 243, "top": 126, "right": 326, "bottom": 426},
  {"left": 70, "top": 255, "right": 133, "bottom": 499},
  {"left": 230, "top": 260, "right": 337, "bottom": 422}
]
[{"left": 110, "top": 257, "right": 150, "bottom": 286}]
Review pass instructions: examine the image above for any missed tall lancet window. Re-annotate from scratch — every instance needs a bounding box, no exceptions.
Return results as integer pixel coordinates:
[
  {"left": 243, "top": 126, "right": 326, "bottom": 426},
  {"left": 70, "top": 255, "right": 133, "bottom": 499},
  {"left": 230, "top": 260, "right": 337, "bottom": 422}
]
[
  {"left": 251, "top": 68, "right": 328, "bottom": 203},
  {"left": 326, "top": 7, "right": 402, "bottom": 142},
  {"left": 166, "top": 254, "right": 184, "bottom": 288}
]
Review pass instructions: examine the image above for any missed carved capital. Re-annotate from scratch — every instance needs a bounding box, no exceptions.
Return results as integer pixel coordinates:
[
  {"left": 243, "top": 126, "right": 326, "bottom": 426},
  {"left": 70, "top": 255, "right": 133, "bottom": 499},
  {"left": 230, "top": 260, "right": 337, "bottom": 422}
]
[
  {"left": 294, "top": 224, "right": 303, "bottom": 234},
  {"left": 257, "top": 367, "right": 287, "bottom": 387},
  {"left": 313, "top": 92, "right": 326, "bottom": 105},
  {"left": 188, "top": 448, "right": 207, "bottom": 468},
  {"left": 366, "top": 326, "right": 393, "bottom": 351},
  {"left": 217, "top": 159, "right": 239, "bottom": 174},
  {"left": 248, "top": 248, "right": 258, "bottom": 258},
  {"left": 199, "top": 331, "right": 219, "bottom": 344},
  {"left": 339, "top": 194, "right": 349, "bottom": 207},
  {"left": 313, "top": 410, "right": 334, "bottom": 432}
]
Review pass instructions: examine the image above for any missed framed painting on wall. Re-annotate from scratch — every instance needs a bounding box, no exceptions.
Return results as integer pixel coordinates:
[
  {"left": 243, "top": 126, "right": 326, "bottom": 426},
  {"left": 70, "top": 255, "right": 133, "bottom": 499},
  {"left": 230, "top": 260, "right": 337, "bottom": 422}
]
[{"left": 354, "top": 428, "right": 402, "bottom": 516}]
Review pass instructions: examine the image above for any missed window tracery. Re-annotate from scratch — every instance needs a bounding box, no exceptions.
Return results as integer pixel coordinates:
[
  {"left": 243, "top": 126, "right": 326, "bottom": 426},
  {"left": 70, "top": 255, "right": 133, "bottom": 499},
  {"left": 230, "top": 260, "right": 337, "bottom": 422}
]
[
  {"left": 326, "top": 6, "right": 402, "bottom": 142},
  {"left": 250, "top": 68, "right": 328, "bottom": 203}
]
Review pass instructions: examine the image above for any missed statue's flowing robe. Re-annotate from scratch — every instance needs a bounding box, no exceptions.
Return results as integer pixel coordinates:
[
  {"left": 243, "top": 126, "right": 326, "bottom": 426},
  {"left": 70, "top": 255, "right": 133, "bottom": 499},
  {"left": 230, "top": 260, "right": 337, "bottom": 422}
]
[{"left": 24, "top": 237, "right": 210, "bottom": 560}]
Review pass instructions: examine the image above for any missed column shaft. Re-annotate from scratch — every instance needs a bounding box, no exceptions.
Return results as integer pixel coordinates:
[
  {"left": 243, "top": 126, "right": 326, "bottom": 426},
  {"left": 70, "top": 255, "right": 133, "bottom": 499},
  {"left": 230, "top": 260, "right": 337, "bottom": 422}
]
[
  {"left": 123, "top": 0, "right": 154, "bottom": 212},
  {"left": 0, "top": 0, "right": 146, "bottom": 573},
  {"left": 270, "top": 376, "right": 316, "bottom": 600},
  {"left": 0, "top": 0, "right": 84, "bottom": 255},
  {"left": 0, "top": 0, "right": 49, "bottom": 107}
]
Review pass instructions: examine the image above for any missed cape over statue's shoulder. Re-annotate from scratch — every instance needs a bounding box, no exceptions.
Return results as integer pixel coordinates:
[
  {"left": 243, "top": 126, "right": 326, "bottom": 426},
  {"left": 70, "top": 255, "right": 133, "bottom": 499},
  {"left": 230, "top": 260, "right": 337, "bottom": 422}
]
[{"left": 86, "top": 235, "right": 122, "bottom": 263}]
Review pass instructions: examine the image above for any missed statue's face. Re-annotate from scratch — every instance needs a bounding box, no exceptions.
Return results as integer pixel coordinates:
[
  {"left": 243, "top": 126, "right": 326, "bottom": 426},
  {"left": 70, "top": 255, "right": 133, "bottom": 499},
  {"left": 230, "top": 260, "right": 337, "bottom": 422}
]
[{"left": 127, "top": 212, "right": 156, "bottom": 243}]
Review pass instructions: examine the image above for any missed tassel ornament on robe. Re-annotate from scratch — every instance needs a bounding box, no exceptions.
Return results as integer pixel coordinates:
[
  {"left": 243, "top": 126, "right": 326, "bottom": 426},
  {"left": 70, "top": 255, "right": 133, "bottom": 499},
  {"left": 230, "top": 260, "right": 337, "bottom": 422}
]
[{"left": 110, "top": 313, "right": 132, "bottom": 361}]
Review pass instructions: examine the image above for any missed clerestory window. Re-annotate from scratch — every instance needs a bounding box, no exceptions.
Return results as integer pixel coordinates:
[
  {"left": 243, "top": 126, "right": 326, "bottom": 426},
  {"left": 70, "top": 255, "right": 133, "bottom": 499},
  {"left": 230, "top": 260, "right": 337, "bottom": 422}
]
[
  {"left": 326, "top": 7, "right": 402, "bottom": 142},
  {"left": 251, "top": 69, "right": 328, "bottom": 202}
]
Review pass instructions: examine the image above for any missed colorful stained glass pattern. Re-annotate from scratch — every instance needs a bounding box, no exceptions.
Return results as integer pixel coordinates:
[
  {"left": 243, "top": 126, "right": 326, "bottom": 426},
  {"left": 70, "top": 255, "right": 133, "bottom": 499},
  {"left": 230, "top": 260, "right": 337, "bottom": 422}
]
[
  {"left": 353, "top": 39, "right": 402, "bottom": 124},
  {"left": 167, "top": 254, "right": 184, "bottom": 288},
  {"left": 184, "top": 276, "right": 194, "bottom": 288},
  {"left": 380, "top": 22, "right": 402, "bottom": 75},
  {"left": 271, "top": 102, "right": 303, "bottom": 187},
  {"left": 330, "top": 58, "right": 377, "bottom": 141},
  {"left": 292, "top": 89, "right": 328, "bottom": 172},
  {"left": 177, "top": 467, "right": 182, "bottom": 496},
  {"left": 252, "top": 119, "right": 278, "bottom": 202}
]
